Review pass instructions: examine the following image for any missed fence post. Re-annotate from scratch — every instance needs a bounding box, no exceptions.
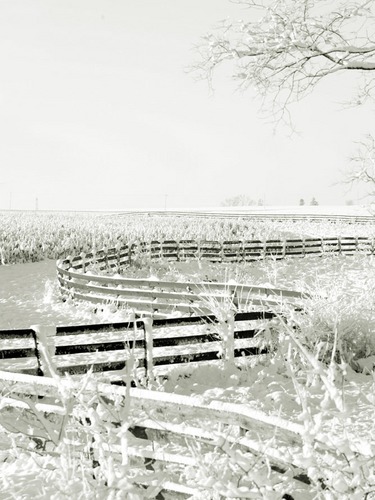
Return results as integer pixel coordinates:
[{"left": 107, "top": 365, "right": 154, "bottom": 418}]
[
  {"left": 102, "top": 246, "right": 108, "bottom": 270},
  {"left": 128, "top": 243, "right": 133, "bottom": 266},
  {"left": 219, "top": 312, "right": 235, "bottom": 369},
  {"left": 116, "top": 242, "right": 122, "bottom": 271},
  {"left": 80, "top": 252, "right": 86, "bottom": 273},
  {"left": 31, "top": 325, "right": 57, "bottom": 377},
  {"left": 143, "top": 318, "right": 154, "bottom": 386}
]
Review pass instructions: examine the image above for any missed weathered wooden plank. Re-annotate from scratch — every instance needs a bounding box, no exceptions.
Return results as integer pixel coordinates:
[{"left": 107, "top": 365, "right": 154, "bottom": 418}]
[
  {"left": 0, "top": 330, "right": 40, "bottom": 374},
  {"left": 56, "top": 320, "right": 144, "bottom": 336},
  {"left": 0, "top": 328, "right": 36, "bottom": 340},
  {"left": 0, "top": 359, "right": 39, "bottom": 374},
  {"left": 69, "top": 291, "right": 213, "bottom": 315},
  {"left": 303, "top": 238, "right": 322, "bottom": 254}
]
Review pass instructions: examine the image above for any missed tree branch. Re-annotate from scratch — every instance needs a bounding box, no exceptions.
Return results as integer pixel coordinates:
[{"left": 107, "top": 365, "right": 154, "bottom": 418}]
[{"left": 192, "top": 0, "right": 375, "bottom": 116}]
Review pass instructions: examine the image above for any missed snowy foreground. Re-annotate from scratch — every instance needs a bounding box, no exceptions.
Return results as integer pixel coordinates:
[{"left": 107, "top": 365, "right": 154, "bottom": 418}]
[
  {"left": 0, "top": 210, "right": 375, "bottom": 498},
  {"left": 0, "top": 350, "right": 374, "bottom": 499},
  {"left": 1, "top": 254, "right": 375, "bottom": 498}
]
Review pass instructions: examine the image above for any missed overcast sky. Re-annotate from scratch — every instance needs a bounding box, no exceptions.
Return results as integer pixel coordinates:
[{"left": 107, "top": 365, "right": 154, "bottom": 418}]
[{"left": 0, "top": 0, "right": 373, "bottom": 211}]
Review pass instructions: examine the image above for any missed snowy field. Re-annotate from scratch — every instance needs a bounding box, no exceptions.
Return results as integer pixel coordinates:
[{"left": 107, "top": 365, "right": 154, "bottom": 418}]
[
  {"left": 0, "top": 208, "right": 375, "bottom": 498},
  {"left": 0, "top": 260, "right": 133, "bottom": 329},
  {"left": 96, "top": 204, "right": 374, "bottom": 216}
]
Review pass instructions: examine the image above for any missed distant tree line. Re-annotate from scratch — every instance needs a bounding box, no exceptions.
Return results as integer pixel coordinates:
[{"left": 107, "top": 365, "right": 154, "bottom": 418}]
[
  {"left": 221, "top": 195, "right": 321, "bottom": 206},
  {"left": 221, "top": 195, "right": 264, "bottom": 207},
  {"left": 299, "top": 198, "right": 319, "bottom": 206}
]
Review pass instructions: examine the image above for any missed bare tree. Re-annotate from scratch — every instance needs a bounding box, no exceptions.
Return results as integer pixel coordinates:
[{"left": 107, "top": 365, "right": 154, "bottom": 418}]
[
  {"left": 221, "top": 194, "right": 256, "bottom": 206},
  {"left": 193, "top": 0, "right": 375, "bottom": 123}
]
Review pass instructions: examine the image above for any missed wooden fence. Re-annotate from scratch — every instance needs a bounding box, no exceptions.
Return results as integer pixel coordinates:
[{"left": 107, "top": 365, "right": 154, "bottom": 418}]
[
  {"left": 0, "top": 370, "right": 319, "bottom": 498},
  {"left": 5, "top": 231, "right": 370, "bottom": 496},
  {"left": 56, "top": 237, "right": 372, "bottom": 315},
  {"left": 0, "top": 312, "right": 312, "bottom": 497},
  {"left": 3, "top": 233, "right": 371, "bottom": 496},
  {"left": 0, "top": 311, "right": 277, "bottom": 381},
  {"left": 0, "top": 368, "right": 360, "bottom": 499}
]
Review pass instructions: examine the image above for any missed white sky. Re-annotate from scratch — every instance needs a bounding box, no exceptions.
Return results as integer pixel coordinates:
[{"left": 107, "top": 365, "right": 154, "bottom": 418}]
[{"left": 0, "top": 0, "right": 373, "bottom": 211}]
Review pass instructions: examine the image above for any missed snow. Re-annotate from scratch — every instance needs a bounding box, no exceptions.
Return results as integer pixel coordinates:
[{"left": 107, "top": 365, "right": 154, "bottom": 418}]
[
  {"left": 0, "top": 260, "right": 133, "bottom": 330},
  {"left": 118, "top": 204, "right": 375, "bottom": 217},
  {"left": 1, "top": 211, "right": 375, "bottom": 497}
]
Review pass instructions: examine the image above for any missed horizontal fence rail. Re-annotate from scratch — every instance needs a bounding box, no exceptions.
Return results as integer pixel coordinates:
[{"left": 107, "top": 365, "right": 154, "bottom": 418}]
[
  {"left": 0, "top": 371, "right": 362, "bottom": 499},
  {"left": 0, "top": 328, "right": 41, "bottom": 375},
  {"left": 0, "top": 312, "right": 277, "bottom": 380},
  {"left": 56, "top": 237, "right": 372, "bottom": 315},
  {"left": 0, "top": 372, "right": 312, "bottom": 497},
  {"left": 109, "top": 209, "right": 375, "bottom": 224}
]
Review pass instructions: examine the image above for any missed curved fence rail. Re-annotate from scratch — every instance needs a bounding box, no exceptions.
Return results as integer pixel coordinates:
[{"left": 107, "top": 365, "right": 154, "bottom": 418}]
[
  {"left": 0, "top": 371, "right": 311, "bottom": 497},
  {"left": 56, "top": 236, "right": 373, "bottom": 315},
  {"left": 0, "top": 369, "right": 363, "bottom": 499}
]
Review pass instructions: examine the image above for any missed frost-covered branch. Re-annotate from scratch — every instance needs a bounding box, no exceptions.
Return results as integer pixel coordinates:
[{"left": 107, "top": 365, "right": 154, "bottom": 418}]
[{"left": 192, "top": 0, "right": 375, "bottom": 122}]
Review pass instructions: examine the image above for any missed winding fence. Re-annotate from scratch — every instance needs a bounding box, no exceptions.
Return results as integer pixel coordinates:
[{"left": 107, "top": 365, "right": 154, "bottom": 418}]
[
  {"left": 3, "top": 233, "right": 374, "bottom": 497},
  {"left": 57, "top": 236, "right": 372, "bottom": 315}
]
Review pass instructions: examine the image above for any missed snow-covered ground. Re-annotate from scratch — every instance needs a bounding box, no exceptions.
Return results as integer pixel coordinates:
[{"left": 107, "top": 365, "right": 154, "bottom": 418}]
[
  {"left": 1, "top": 210, "right": 375, "bottom": 498},
  {"left": 0, "top": 260, "right": 135, "bottom": 330},
  {"left": 118, "top": 204, "right": 374, "bottom": 216},
  {"left": 211, "top": 204, "right": 374, "bottom": 216}
]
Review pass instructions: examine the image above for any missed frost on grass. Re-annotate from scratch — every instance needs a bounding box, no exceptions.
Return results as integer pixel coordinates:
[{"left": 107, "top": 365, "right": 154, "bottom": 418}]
[
  {"left": 1, "top": 318, "right": 375, "bottom": 498},
  {"left": 2, "top": 210, "right": 375, "bottom": 265},
  {"left": 2, "top": 212, "right": 375, "bottom": 496},
  {"left": 0, "top": 375, "right": 165, "bottom": 500}
]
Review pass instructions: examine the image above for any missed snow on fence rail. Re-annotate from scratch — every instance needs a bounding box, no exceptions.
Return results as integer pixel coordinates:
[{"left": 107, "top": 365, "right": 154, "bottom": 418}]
[
  {"left": 0, "top": 311, "right": 315, "bottom": 497},
  {"left": 2, "top": 368, "right": 363, "bottom": 498},
  {"left": 0, "top": 370, "right": 317, "bottom": 498},
  {"left": 56, "top": 237, "right": 371, "bottom": 315},
  {"left": 0, "top": 311, "right": 276, "bottom": 381}
]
